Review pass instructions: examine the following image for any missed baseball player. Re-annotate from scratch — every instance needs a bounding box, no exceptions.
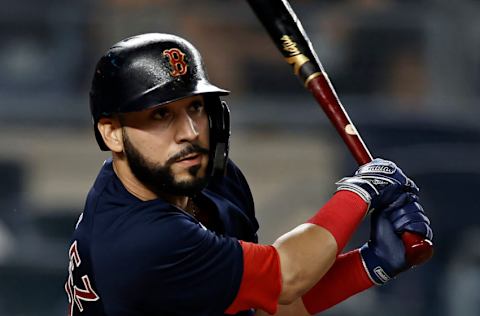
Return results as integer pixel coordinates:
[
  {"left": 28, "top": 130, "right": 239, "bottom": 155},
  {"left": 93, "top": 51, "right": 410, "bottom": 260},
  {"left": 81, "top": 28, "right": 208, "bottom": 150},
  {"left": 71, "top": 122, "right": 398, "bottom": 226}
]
[{"left": 64, "top": 33, "right": 432, "bottom": 316}]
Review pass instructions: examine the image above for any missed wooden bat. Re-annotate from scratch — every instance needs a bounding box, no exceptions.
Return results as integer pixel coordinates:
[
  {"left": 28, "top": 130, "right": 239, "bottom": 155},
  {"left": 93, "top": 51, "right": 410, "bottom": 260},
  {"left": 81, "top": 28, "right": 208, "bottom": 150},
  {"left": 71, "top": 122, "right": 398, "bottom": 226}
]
[{"left": 246, "top": 0, "right": 433, "bottom": 266}]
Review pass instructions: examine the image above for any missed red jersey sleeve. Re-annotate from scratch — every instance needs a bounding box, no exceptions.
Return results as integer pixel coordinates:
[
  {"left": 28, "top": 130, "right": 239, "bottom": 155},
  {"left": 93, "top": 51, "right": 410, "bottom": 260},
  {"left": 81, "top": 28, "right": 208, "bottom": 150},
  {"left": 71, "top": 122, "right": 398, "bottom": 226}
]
[{"left": 225, "top": 241, "right": 282, "bottom": 315}]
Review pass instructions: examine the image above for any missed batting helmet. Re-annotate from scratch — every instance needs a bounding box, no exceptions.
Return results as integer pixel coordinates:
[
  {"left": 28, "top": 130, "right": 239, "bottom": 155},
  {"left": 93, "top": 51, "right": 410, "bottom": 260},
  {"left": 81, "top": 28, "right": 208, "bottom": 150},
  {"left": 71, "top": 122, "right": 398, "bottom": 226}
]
[{"left": 89, "top": 33, "right": 231, "bottom": 177}]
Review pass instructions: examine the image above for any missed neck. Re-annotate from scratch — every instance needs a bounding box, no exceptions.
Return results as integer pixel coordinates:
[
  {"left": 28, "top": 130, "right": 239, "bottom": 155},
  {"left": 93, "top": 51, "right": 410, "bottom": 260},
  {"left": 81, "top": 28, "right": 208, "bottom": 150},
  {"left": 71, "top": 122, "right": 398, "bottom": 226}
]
[{"left": 112, "top": 155, "right": 189, "bottom": 210}]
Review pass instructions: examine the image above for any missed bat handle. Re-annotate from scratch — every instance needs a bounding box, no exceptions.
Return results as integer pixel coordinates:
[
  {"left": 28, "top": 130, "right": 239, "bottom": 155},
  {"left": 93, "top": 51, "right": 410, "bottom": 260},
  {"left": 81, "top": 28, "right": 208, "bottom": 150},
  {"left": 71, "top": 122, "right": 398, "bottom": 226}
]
[
  {"left": 402, "top": 232, "right": 434, "bottom": 266},
  {"left": 307, "top": 75, "right": 433, "bottom": 267}
]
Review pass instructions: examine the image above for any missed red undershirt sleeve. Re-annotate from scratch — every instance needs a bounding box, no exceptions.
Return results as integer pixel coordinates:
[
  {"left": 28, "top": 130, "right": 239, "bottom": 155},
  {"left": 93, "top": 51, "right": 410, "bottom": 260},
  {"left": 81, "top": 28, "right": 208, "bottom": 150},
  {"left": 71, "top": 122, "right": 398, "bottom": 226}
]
[
  {"left": 225, "top": 241, "right": 282, "bottom": 315},
  {"left": 302, "top": 249, "right": 374, "bottom": 314},
  {"left": 307, "top": 190, "right": 367, "bottom": 254}
]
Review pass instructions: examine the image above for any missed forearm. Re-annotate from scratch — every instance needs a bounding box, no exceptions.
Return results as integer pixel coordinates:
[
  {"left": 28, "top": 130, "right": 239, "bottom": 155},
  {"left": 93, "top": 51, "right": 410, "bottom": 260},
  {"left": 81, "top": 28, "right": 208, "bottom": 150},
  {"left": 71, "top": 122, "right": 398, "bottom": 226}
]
[
  {"left": 275, "top": 191, "right": 367, "bottom": 303},
  {"left": 274, "top": 224, "right": 337, "bottom": 304},
  {"left": 256, "top": 250, "right": 374, "bottom": 316}
]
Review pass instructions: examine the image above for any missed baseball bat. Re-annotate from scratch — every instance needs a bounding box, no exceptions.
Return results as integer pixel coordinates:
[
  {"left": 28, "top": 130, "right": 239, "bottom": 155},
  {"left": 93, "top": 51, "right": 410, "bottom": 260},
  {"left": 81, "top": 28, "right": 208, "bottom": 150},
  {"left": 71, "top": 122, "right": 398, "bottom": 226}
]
[{"left": 246, "top": 0, "right": 433, "bottom": 266}]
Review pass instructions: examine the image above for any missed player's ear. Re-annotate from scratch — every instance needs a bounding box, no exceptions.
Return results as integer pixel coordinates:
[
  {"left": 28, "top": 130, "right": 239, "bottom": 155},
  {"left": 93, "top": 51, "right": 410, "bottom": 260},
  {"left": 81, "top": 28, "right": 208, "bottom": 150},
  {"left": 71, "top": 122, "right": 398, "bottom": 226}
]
[{"left": 97, "top": 117, "right": 124, "bottom": 153}]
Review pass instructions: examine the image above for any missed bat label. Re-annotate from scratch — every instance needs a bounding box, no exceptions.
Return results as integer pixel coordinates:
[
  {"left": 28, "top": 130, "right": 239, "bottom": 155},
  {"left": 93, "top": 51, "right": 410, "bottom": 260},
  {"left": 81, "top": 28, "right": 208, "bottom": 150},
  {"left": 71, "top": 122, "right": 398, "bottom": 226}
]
[
  {"left": 281, "top": 35, "right": 301, "bottom": 55},
  {"left": 281, "top": 35, "right": 310, "bottom": 76}
]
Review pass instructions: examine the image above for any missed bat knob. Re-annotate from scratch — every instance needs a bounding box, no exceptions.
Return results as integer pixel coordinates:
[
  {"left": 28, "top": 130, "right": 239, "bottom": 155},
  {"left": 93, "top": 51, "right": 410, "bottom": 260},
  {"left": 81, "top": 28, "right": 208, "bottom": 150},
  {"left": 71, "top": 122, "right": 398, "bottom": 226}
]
[{"left": 402, "top": 231, "right": 434, "bottom": 266}]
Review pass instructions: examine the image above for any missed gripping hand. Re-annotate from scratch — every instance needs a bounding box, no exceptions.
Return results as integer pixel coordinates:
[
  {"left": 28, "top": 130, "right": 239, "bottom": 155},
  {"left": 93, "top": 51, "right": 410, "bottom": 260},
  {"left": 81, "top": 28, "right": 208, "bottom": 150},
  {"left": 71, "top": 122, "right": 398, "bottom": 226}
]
[
  {"left": 336, "top": 158, "right": 418, "bottom": 214},
  {"left": 360, "top": 194, "right": 433, "bottom": 284}
]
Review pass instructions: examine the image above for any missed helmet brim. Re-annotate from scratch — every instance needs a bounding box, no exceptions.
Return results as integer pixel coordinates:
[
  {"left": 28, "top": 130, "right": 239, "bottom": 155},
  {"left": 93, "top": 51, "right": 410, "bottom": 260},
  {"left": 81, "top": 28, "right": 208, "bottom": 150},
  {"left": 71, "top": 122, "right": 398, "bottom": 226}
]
[{"left": 121, "top": 80, "right": 230, "bottom": 113}]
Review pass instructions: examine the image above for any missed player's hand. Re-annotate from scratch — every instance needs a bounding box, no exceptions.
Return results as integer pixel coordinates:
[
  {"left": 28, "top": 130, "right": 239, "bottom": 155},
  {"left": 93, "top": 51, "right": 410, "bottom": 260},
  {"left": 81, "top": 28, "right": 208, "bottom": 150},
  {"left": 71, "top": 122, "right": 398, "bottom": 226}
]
[
  {"left": 359, "top": 193, "right": 433, "bottom": 285},
  {"left": 336, "top": 158, "right": 418, "bottom": 214}
]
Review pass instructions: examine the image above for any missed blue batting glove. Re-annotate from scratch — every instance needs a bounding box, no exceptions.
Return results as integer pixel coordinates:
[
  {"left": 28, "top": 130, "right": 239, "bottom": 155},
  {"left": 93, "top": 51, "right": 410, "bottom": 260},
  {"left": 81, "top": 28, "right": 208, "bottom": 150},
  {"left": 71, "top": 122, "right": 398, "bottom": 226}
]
[
  {"left": 360, "top": 194, "right": 433, "bottom": 285},
  {"left": 336, "top": 158, "right": 418, "bottom": 214}
]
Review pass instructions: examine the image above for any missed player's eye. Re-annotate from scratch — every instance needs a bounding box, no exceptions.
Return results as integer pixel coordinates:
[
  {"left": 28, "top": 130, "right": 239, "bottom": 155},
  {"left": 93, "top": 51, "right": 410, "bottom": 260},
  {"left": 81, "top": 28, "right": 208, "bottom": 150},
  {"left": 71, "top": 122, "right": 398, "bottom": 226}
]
[
  {"left": 189, "top": 100, "right": 204, "bottom": 113},
  {"left": 153, "top": 107, "right": 171, "bottom": 120}
]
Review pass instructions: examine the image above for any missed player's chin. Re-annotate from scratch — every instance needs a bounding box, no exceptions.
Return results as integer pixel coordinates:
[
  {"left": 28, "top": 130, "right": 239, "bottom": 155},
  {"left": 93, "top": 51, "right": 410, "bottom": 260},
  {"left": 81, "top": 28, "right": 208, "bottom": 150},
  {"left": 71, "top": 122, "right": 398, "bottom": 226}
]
[
  {"left": 173, "top": 161, "right": 207, "bottom": 180},
  {"left": 172, "top": 165, "right": 209, "bottom": 193}
]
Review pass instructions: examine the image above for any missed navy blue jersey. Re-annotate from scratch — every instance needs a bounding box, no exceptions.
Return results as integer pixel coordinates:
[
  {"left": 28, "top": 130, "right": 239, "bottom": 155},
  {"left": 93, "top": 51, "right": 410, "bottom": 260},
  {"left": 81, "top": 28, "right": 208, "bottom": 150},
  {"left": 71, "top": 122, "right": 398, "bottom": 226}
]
[{"left": 65, "top": 158, "right": 259, "bottom": 316}]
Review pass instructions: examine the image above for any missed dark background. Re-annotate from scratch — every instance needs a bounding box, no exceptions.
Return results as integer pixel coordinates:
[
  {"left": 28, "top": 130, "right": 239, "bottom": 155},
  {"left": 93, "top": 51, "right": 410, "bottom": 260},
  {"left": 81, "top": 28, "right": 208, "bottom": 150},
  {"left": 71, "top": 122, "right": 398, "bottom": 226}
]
[{"left": 0, "top": 0, "right": 478, "bottom": 315}]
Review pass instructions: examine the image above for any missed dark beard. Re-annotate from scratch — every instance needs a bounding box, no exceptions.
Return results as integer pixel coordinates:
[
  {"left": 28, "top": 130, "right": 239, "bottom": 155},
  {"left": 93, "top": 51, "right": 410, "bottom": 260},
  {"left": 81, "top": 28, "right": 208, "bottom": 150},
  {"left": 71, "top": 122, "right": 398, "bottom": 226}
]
[{"left": 123, "top": 131, "right": 209, "bottom": 197}]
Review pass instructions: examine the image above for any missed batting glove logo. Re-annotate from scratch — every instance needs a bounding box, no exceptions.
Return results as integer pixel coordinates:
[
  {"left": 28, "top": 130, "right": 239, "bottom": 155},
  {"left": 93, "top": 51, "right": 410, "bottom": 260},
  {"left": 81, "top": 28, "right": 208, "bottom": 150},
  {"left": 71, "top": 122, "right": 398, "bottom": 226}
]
[{"left": 356, "top": 159, "right": 397, "bottom": 175}]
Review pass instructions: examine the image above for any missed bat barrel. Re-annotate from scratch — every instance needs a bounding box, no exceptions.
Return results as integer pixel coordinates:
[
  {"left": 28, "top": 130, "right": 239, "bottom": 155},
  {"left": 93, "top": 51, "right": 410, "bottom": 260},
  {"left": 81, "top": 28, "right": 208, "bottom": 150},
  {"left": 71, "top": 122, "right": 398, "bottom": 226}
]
[{"left": 307, "top": 75, "right": 372, "bottom": 165}]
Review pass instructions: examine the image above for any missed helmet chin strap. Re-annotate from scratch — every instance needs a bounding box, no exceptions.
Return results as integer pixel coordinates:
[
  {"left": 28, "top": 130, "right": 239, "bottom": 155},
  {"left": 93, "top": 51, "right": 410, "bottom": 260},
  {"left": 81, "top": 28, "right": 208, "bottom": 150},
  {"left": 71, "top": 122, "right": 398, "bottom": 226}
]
[
  {"left": 207, "top": 99, "right": 230, "bottom": 178},
  {"left": 211, "top": 142, "right": 228, "bottom": 177}
]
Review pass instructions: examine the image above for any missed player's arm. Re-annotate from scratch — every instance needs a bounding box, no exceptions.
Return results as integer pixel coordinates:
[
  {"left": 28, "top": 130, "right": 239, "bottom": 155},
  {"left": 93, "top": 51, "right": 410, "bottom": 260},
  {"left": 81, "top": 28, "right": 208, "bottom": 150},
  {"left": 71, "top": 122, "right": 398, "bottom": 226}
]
[
  {"left": 256, "top": 194, "right": 433, "bottom": 316},
  {"left": 226, "top": 159, "right": 420, "bottom": 314}
]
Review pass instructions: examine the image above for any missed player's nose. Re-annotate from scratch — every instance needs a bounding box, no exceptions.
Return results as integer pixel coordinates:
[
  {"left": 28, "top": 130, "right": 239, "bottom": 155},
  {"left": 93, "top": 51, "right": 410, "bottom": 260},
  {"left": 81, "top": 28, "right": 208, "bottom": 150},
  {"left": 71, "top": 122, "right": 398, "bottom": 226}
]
[{"left": 174, "top": 112, "right": 199, "bottom": 143}]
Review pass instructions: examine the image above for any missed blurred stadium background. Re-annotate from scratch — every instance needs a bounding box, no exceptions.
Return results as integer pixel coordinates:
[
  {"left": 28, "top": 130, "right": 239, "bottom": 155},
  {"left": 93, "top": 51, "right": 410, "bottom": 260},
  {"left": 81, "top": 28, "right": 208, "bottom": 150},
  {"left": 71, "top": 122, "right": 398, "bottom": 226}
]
[{"left": 0, "top": 0, "right": 479, "bottom": 315}]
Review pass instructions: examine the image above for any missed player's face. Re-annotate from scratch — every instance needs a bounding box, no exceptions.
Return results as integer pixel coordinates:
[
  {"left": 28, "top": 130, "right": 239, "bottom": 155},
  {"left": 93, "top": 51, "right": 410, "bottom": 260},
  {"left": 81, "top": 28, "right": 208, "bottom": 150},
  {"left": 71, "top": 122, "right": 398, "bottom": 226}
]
[{"left": 120, "top": 95, "right": 210, "bottom": 196}]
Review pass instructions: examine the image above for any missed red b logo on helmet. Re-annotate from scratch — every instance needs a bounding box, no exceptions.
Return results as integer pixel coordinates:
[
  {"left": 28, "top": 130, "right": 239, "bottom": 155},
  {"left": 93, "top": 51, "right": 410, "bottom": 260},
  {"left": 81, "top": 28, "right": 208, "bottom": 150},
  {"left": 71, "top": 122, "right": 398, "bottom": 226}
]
[{"left": 163, "top": 48, "right": 188, "bottom": 77}]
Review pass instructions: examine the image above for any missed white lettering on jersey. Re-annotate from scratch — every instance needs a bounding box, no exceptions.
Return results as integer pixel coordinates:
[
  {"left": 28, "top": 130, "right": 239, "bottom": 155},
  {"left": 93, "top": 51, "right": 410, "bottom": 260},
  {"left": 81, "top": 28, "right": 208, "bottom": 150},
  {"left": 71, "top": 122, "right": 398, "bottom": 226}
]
[{"left": 65, "top": 240, "right": 100, "bottom": 316}]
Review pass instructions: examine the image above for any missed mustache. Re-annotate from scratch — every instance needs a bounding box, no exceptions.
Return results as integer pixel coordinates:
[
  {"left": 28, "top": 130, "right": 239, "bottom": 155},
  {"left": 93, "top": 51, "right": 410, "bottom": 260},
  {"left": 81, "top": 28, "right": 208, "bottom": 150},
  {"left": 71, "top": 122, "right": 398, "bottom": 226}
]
[{"left": 167, "top": 144, "right": 209, "bottom": 165}]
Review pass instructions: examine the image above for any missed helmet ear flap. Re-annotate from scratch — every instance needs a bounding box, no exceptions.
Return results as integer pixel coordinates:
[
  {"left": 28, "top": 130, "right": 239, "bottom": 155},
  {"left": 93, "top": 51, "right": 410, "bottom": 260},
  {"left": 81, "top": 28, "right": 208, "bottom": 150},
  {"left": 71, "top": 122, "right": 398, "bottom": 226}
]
[{"left": 206, "top": 97, "right": 231, "bottom": 177}]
